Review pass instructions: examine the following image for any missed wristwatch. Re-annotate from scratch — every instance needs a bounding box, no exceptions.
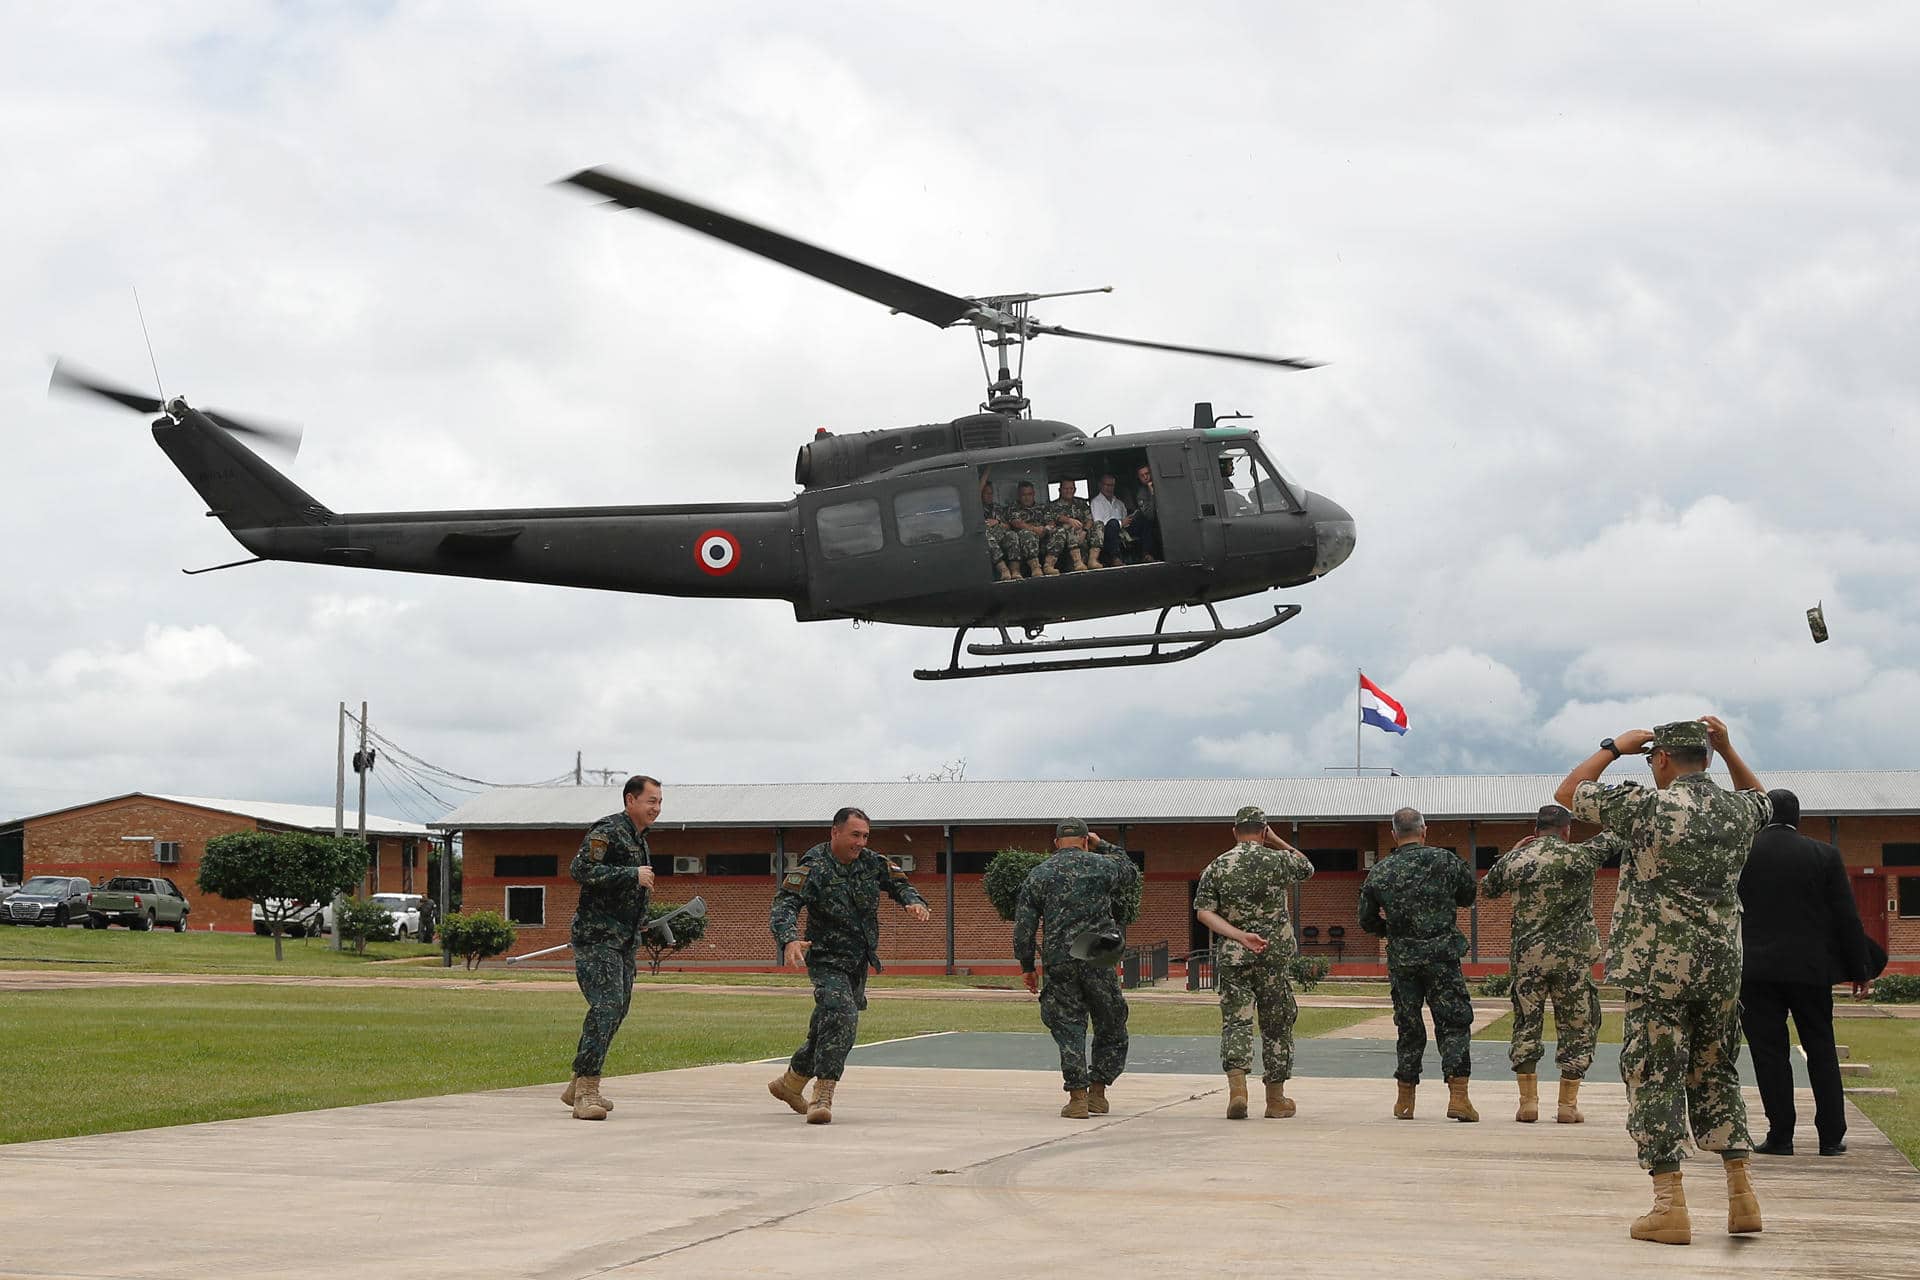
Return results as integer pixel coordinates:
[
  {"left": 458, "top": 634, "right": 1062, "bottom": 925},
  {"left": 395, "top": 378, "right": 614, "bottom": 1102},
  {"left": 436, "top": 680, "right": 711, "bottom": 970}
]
[{"left": 1600, "top": 738, "right": 1622, "bottom": 759}]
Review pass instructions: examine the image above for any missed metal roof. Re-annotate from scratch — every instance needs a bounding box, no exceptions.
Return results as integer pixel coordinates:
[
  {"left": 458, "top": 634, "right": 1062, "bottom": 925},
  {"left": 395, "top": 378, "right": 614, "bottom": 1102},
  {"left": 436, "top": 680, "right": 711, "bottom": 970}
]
[
  {"left": 431, "top": 770, "right": 1920, "bottom": 830},
  {"left": 1, "top": 792, "right": 434, "bottom": 838}
]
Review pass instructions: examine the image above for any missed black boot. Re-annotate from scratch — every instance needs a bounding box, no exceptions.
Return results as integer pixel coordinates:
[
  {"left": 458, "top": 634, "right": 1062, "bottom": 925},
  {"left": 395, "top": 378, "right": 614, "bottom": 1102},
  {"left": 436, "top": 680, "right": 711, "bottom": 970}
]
[{"left": 1753, "top": 1133, "right": 1794, "bottom": 1156}]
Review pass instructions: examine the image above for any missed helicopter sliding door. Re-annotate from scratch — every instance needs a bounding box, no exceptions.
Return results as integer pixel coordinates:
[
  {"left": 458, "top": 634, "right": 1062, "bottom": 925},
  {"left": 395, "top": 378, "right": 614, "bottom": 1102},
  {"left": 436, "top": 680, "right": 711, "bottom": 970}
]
[{"left": 799, "top": 464, "right": 986, "bottom": 616}]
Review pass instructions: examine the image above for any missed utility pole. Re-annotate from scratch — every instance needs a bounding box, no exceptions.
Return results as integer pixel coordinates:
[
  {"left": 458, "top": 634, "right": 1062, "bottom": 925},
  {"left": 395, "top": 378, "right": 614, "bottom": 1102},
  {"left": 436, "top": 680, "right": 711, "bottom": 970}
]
[
  {"left": 440, "top": 830, "right": 455, "bottom": 968},
  {"left": 332, "top": 702, "right": 346, "bottom": 951},
  {"left": 357, "top": 700, "right": 371, "bottom": 894},
  {"left": 575, "top": 751, "right": 583, "bottom": 785}
]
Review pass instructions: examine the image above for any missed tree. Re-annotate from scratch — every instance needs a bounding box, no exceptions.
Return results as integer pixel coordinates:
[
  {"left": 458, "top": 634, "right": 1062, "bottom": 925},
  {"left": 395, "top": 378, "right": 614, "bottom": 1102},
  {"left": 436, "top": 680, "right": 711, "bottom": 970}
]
[
  {"left": 197, "top": 831, "right": 366, "bottom": 962},
  {"left": 639, "top": 900, "right": 709, "bottom": 974},
  {"left": 440, "top": 910, "right": 516, "bottom": 970},
  {"left": 982, "top": 847, "right": 1142, "bottom": 926},
  {"left": 335, "top": 897, "right": 396, "bottom": 955}
]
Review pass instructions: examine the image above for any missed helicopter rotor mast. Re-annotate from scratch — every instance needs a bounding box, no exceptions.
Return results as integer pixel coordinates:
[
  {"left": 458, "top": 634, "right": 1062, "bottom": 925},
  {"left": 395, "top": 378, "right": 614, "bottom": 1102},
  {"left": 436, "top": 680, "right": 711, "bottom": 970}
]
[{"left": 560, "top": 167, "right": 1322, "bottom": 416}]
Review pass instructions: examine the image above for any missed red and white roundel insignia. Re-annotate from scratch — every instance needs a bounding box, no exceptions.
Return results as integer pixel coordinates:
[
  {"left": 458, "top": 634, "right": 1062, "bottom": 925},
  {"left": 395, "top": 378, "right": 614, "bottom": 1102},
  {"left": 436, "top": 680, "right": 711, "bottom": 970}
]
[{"left": 695, "top": 529, "right": 740, "bottom": 576}]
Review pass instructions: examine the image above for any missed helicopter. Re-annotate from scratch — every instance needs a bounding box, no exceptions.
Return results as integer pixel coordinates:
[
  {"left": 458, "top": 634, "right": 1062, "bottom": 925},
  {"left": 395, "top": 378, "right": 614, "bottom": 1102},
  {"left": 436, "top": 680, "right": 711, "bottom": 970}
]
[{"left": 51, "top": 167, "right": 1356, "bottom": 680}]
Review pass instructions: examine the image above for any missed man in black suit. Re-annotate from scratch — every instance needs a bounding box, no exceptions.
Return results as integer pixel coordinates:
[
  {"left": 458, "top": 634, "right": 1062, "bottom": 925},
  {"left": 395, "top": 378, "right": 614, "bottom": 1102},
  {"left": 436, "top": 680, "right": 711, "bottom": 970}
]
[{"left": 1738, "top": 789, "right": 1873, "bottom": 1157}]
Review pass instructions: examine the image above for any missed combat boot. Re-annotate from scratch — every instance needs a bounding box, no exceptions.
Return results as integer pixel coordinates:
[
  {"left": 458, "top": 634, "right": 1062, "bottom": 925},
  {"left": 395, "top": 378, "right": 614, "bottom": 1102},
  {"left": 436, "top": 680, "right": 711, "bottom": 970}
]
[
  {"left": 1226, "top": 1069, "right": 1249, "bottom": 1120},
  {"left": 561, "top": 1076, "right": 614, "bottom": 1111},
  {"left": 1069, "top": 549, "right": 1088, "bottom": 572},
  {"left": 1515, "top": 1072, "right": 1539, "bottom": 1123},
  {"left": 1086, "top": 546, "right": 1103, "bottom": 568},
  {"left": 1087, "top": 1083, "right": 1109, "bottom": 1115},
  {"left": 995, "top": 561, "right": 1016, "bottom": 582},
  {"left": 1041, "top": 555, "right": 1061, "bottom": 577},
  {"left": 1061, "top": 1088, "right": 1090, "bottom": 1119},
  {"left": 1630, "top": 1170, "right": 1691, "bottom": 1245},
  {"left": 1264, "top": 1080, "right": 1296, "bottom": 1118},
  {"left": 1026, "top": 558, "right": 1043, "bottom": 579},
  {"left": 1557, "top": 1076, "right": 1585, "bottom": 1124},
  {"left": 806, "top": 1078, "right": 836, "bottom": 1125},
  {"left": 1446, "top": 1076, "right": 1479, "bottom": 1122},
  {"left": 768, "top": 1068, "right": 811, "bottom": 1115},
  {"left": 1724, "top": 1157, "right": 1763, "bottom": 1235},
  {"left": 1394, "top": 1080, "right": 1417, "bottom": 1119},
  {"left": 571, "top": 1075, "right": 609, "bottom": 1121}
]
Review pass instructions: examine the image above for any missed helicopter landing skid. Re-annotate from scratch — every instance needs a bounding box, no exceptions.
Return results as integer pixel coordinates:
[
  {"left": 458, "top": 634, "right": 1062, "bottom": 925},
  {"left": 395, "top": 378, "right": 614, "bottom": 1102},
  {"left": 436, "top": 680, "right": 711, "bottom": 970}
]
[{"left": 913, "top": 604, "right": 1302, "bottom": 681}]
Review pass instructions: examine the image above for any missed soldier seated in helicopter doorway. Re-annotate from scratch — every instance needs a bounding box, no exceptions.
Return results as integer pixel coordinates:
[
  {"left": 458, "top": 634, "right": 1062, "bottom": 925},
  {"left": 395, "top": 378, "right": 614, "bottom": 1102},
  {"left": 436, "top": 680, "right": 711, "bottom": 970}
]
[
  {"left": 979, "top": 478, "right": 1024, "bottom": 581},
  {"left": 1043, "top": 479, "right": 1102, "bottom": 575},
  {"left": 1004, "top": 481, "right": 1048, "bottom": 579},
  {"left": 1089, "top": 473, "right": 1135, "bottom": 568},
  {"left": 1130, "top": 462, "right": 1161, "bottom": 561}
]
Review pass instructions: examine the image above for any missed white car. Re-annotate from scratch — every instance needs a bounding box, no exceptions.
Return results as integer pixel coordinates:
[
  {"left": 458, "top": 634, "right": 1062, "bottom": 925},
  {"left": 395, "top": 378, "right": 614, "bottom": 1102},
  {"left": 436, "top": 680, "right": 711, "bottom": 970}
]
[
  {"left": 367, "top": 893, "right": 424, "bottom": 940},
  {"left": 251, "top": 898, "right": 328, "bottom": 938}
]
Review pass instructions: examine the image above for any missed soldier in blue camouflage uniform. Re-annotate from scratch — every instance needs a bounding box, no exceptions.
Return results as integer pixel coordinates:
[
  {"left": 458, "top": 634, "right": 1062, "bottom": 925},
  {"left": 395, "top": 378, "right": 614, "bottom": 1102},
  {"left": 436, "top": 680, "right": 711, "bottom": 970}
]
[
  {"left": 980, "top": 479, "right": 1023, "bottom": 581},
  {"left": 1003, "top": 481, "right": 1047, "bottom": 579},
  {"left": 768, "top": 807, "right": 931, "bottom": 1124},
  {"left": 1559, "top": 717, "right": 1770, "bottom": 1245},
  {"left": 562, "top": 775, "right": 660, "bottom": 1121},
  {"left": 1483, "top": 805, "right": 1621, "bottom": 1124},
  {"left": 1014, "top": 819, "right": 1140, "bottom": 1118},
  {"left": 1041, "top": 479, "right": 1102, "bottom": 573},
  {"left": 1193, "top": 806, "right": 1316, "bottom": 1120},
  {"left": 1357, "top": 807, "right": 1479, "bottom": 1122}
]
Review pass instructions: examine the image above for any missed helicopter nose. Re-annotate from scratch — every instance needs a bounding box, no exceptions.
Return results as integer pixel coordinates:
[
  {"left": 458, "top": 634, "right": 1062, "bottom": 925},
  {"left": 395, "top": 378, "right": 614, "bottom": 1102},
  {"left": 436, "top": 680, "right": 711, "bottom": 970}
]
[{"left": 1306, "top": 493, "right": 1356, "bottom": 577}]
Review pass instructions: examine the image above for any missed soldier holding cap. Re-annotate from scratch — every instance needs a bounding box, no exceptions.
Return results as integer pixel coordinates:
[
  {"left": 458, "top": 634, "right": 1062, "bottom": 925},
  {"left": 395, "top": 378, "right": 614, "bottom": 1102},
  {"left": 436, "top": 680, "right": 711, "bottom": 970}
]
[
  {"left": 1555, "top": 717, "right": 1771, "bottom": 1246},
  {"left": 1193, "top": 806, "right": 1316, "bottom": 1120},
  {"left": 1013, "top": 819, "right": 1140, "bottom": 1118},
  {"left": 1481, "top": 804, "right": 1622, "bottom": 1124}
]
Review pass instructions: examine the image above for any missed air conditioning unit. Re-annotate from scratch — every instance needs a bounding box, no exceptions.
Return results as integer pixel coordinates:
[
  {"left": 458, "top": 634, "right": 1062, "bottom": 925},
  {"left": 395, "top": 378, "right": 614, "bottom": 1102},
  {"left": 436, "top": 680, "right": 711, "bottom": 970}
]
[
  {"left": 154, "top": 842, "right": 182, "bottom": 865},
  {"left": 672, "top": 856, "right": 705, "bottom": 875},
  {"left": 890, "top": 854, "right": 916, "bottom": 873}
]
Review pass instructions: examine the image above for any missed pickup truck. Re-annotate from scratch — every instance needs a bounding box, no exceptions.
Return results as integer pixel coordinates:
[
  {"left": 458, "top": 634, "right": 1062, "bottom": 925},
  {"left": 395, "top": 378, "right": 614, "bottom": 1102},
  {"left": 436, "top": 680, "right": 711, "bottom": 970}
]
[{"left": 87, "top": 876, "right": 192, "bottom": 931}]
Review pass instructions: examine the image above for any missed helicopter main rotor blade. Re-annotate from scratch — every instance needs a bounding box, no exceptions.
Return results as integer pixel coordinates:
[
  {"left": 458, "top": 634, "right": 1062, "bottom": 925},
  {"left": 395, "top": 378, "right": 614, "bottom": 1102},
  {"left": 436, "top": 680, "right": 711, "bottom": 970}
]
[
  {"left": 1026, "top": 324, "right": 1323, "bottom": 371},
  {"left": 49, "top": 360, "right": 164, "bottom": 414},
  {"left": 561, "top": 167, "right": 978, "bottom": 329}
]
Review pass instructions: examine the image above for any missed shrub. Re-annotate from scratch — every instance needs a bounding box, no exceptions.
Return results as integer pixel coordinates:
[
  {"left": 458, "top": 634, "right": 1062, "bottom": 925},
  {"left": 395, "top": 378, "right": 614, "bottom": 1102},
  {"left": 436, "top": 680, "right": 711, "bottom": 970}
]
[
  {"left": 640, "top": 900, "right": 709, "bottom": 974},
  {"left": 981, "top": 847, "right": 1141, "bottom": 926},
  {"left": 1477, "top": 971, "right": 1513, "bottom": 998},
  {"left": 335, "top": 897, "right": 396, "bottom": 955},
  {"left": 440, "top": 910, "right": 517, "bottom": 971},
  {"left": 1870, "top": 973, "right": 1920, "bottom": 1004},
  {"left": 1289, "top": 953, "right": 1330, "bottom": 991}
]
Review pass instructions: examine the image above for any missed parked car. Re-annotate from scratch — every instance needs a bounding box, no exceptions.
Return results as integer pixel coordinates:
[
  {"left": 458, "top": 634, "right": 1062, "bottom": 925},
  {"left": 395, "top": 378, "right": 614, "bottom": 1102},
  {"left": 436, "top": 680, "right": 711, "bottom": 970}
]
[
  {"left": 3, "top": 876, "right": 93, "bottom": 927},
  {"left": 87, "top": 876, "right": 192, "bottom": 931},
  {"left": 250, "top": 899, "right": 327, "bottom": 938},
  {"left": 368, "top": 893, "right": 424, "bottom": 940},
  {"left": 0, "top": 875, "right": 20, "bottom": 905}
]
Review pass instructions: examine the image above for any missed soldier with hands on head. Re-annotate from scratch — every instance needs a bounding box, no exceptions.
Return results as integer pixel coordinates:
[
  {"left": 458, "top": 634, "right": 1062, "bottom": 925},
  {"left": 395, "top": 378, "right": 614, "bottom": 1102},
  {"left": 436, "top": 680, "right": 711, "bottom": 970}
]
[
  {"left": 1556, "top": 717, "right": 1770, "bottom": 1246},
  {"left": 1193, "top": 806, "right": 1316, "bottom": 1120},
  {"left": 563, "top": 774, "right": 661, "bottom": 1121},
  {"left": 767, "top": 807, "right": 931, "bottom": 1124},
  {"left": 1481, "top": 804, "right": 1618, "bottom": 1124},
  {"left": 1357, "top": 807, "right": 1479, "bottom": 1122},
  {"left": 1014, "top": 819, "right": 1139, "bottom": 1118}
]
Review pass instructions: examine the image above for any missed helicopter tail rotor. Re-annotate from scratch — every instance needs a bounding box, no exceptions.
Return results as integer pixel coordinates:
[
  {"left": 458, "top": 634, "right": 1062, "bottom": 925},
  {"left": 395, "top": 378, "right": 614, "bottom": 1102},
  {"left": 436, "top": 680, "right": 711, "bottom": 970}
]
[{"left": 50, "top": 359, "right": 304, "bottom": 459}]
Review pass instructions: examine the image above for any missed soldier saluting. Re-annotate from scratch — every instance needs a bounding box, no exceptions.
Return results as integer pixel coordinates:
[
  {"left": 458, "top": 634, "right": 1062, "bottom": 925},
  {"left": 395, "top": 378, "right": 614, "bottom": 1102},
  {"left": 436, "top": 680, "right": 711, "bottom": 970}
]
[{"left": 767, "top": 807, "right": 931, "bottom": 1125}]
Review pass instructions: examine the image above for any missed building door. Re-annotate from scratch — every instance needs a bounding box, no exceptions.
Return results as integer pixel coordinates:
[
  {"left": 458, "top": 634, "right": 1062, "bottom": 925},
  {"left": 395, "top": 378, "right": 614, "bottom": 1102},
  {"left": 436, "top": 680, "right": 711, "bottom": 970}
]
[{"left": 1852, "top": 870, "right": 1890, "bottom": 952}]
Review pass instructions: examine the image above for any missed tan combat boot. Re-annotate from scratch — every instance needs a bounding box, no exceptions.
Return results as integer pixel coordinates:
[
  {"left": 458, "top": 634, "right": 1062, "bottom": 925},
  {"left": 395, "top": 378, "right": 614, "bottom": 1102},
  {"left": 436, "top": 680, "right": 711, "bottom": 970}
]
[
  {"left": 1557, "top": 1076, "right": 1585, "bottom": 1124},
  {"left": 1515, "top": 1072, "right": 1539, "bottom": 1123},
  {"left": 1026, "top": 558, "right": 1043, "bottom": 579},
  {"left": 1725, "top": 1157, "right": 1763, "bottom": 1235},
  {"left": 995, "top": 561, "right": 1016, "bottom": 582},
  {"left": 806, "top": 1078, "right": 836, "bottom": 1125},
  {"left": 1394, "top": 1081, "right": 1417, "bottom": 1120},
  {"left": 1226, "top": 1069, "right": 1249, "bottom": 1120},
  {"left": 561, "top": 1076, "right": 614, "bottom": 1111},
  {"left": 1630, "top": 1170, "right": 1691, "bottom": 1245},
  {"left": 1087, "top": 1083, "right": 1109, "bottom": 1115},
  {"left": 768, "top": 1068, "right": 811, "bottom": 1115},
  {"left": 1041, "top": 555, "right": 1061, "bottom": 577},
  {"left": 571, "top": 1075, "right": 609, "bottom": 1121},
  {"left": 1061, "top": 1088, "right": 1090, "bottom": 1119},
  {"left": 1068, "top": 548, "right": 1087, "bottom": 572},
  {"left": 1446, "top": 1076, "right": 1479, "bottom": 1122},
  {"left": 1086, "top": 545, "right": 1103, "bottom": 568},
  {"left": 1264, "top": 1080, "right": 1296, "bottom": 1118}
]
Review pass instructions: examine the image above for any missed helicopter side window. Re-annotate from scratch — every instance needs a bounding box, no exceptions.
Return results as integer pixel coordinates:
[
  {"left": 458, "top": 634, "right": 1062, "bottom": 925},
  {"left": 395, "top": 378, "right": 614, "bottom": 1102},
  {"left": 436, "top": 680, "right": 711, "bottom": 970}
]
[
  {"left": 1217, "top": 446, "right": 1298, "bottom": 516},
  {"left": 894, "top": 485, "right": 965, "bottom": 546},
  {"left": 817, "top": 499, "right": 884, "bottom": 559}
]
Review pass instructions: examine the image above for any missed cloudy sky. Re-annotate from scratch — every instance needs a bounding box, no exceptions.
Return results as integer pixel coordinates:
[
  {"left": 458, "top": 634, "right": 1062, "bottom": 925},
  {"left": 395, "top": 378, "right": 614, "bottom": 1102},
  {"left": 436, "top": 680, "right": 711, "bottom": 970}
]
[{"left": 5, "top": 3, "right": 1917, "bottom": 824}]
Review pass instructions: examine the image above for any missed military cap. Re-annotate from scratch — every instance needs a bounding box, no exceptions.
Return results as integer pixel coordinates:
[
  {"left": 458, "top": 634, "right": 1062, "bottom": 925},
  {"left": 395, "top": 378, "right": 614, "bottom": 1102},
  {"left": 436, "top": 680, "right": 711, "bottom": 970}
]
[
  {"left": 1651, "top": 720, "right": 1711, "bottom": 753},
  {"left": 1234, "top": 805, "right": 1266, "bottom": 826},
  {"left": 1055, "top": 817, "right": 1090, "bottom": 838}
]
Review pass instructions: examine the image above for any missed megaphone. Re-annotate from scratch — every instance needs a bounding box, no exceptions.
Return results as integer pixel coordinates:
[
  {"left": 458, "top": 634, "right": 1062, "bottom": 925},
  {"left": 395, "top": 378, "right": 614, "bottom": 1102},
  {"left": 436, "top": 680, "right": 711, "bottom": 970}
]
[
  {"left": 644, "top": 896, "right": 707, "bottom": 948},
  {"left": 1069, "top": 924, "right": 1126, "bottom": 966}
]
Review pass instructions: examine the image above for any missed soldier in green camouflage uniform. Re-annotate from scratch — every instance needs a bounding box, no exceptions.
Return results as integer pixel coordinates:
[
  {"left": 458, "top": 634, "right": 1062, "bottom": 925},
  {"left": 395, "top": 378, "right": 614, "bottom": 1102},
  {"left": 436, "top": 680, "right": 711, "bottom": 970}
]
[
  {"left": 981, "top": 479, "right": 1022, "bottom": 580},
  {"left": 1560, "top": 717, "right": 1769, "bottom": 1244},
  {"left": 563, "top": 775, "right": 660, "bottom": 1120},
  {"left": 768, "top": 807, "right": 931, "bottom": 1123},
  {"left": 1004, "top": 481, "right": 1047, "bottom": 577},
  {"left": 1193, "top": 806, "right": 1316, "bottom": 1119},
  {"left": 1042, "top": 479, "right": 1101, "bottom": 572},
  {"left": 1358, "top": 807, "right": 1480, "bottom": 1121},
  {"left": 1014, "top": 818, "right": 1140, "bottom": 1118},
  {"left": 1481, "top": 804, "right": 1620, "bottom": 1123}
]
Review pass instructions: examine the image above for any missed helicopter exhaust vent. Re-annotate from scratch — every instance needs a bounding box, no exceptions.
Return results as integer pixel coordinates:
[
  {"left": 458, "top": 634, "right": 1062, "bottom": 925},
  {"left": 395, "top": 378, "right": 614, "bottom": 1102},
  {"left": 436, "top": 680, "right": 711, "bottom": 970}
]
[{"left": 955, "top": 417, "right": 1010, "bottom": 451}]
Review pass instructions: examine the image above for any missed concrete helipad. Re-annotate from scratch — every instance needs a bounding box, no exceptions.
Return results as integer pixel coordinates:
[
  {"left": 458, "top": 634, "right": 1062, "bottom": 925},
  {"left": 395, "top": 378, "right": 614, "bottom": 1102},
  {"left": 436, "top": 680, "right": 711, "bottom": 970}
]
[{"left": 0, "top": 1038, "right": 1911, "bottom": 1279}]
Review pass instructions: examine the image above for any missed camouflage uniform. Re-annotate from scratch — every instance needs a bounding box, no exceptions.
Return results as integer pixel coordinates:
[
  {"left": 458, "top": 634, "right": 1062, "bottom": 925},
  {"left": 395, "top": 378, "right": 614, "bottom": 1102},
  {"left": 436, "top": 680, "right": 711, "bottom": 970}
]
[
  {"left": 982, "top": 495, "right": 1020, "bottom": 570},
  {"left": 1194, "top": 832, "right": 1316, "bottom": 1083},
  {"left": 1013, "top": 838, "right": 1140, "bottom": 1090},
  {"left": 568, "top": 811, "right": 652, "bottom": 1077},
  {"left": 1571, "top": 741, "right": 1771, "bottom": 1172},
  {"left": 770, "top": 843, "right": 926, "bottom": 1082},
  {"left": 1481, "top": 832, "right": 1620, "bottom": 1079},
  {"left": 1043, "top": 494, "right": 1099, "bottom": 561},
  {"left": 1358, "top": 844, "right": 1477, "bottom": 1083},
  {"left": 1004, "top": 492, "right": 1047, "bottom": 564}
]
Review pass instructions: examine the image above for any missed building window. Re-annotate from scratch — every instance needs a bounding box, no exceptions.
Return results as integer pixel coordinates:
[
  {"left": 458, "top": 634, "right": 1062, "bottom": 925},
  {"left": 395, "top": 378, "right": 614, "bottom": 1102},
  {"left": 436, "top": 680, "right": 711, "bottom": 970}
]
[
  {"left": 494, "top": 854, "right": 560, "bottom": 878},
  {"left": 1883, "top": 843, "right": 1920, "bottom": 868},
  {"left": 817, "top": 499, "right": 883, "bottom": 559},
  {"left": 504, "top": 886, "right": 545, "bottom": 927},
  {"left": 1306, "top": 849, "right": 1360, "bottom": 872},
  {"left": 1899, "top": 877, "right": 1920, "bottom": 919},
  {"left": 893, "top": 485, "right": 965, "bottom": 545},
  {"left": 704, "top": 853, "right": 772, "bottom": 877},
  {"left": 1473, "top": 846, "right": 1500, "bottom": 871}
]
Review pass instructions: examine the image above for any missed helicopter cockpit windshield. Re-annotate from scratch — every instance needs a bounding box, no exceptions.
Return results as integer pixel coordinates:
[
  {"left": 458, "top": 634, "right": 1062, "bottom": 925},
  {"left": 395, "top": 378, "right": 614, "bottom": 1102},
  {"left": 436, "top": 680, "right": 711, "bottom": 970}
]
[{"left": 1215, "top": 444, "right": 1301, "bottom": 516}]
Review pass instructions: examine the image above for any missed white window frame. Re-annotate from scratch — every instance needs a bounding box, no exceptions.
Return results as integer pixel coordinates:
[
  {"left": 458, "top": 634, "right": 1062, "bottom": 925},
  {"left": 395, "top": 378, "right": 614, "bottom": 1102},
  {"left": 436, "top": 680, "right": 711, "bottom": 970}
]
[{"left": 504, "top": 884, "right": 546, "bottom": 928}]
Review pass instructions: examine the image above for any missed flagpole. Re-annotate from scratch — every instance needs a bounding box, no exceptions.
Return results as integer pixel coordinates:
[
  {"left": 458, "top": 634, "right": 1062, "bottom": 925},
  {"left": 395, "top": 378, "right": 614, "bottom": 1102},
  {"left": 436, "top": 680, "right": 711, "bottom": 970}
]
[{"left": 1356, "top": 668, "right": 1363, "bottom": 773}]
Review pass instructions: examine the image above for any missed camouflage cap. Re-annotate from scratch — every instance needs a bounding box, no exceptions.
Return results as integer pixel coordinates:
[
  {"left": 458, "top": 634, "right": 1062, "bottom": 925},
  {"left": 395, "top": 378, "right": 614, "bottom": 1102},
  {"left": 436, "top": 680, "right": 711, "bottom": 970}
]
[
  {"left": 1651, "top": 720, "right": 1711, "bottom": 753},
  {"left": 1055, "top": 817, "right": 1090, "bottom": 838},
  {"left": 1234, "top": 805, "right": 1266, "bottom": 827}
]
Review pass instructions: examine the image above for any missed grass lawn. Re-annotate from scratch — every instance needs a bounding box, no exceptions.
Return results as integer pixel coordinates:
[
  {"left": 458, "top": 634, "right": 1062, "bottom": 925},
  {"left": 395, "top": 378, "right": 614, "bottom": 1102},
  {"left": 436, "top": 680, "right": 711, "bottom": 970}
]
[
  {"left": 0, "top": 926, "right": 452, "bottom": 975},
  {"left": 0, "top": 986, "right": 1378, "bottom": 1144}
]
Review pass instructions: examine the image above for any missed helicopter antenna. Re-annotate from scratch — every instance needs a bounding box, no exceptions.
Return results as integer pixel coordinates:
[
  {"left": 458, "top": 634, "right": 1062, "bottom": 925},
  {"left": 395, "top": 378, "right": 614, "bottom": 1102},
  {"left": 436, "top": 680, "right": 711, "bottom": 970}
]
[{"left": 131, "top": 286, "right": 166, "bottom": 402}]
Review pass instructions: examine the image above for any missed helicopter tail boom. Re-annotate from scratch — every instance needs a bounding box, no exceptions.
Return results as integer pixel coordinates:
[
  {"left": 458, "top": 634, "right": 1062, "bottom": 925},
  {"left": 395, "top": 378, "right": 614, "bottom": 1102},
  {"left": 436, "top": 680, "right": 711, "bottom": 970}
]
[{"left": 151, "top": 405, "right": 331, "bottom": 548}]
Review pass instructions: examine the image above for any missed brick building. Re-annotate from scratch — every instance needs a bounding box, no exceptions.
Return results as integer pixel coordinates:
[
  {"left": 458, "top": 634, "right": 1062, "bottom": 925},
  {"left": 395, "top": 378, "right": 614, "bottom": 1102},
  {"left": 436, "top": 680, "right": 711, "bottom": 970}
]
[
  {"left": 1, "top": 794, "right": 438, "bottom": 933},
  {"left": 436, "top": 772, "right": 1920, "bottom": 972}
]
